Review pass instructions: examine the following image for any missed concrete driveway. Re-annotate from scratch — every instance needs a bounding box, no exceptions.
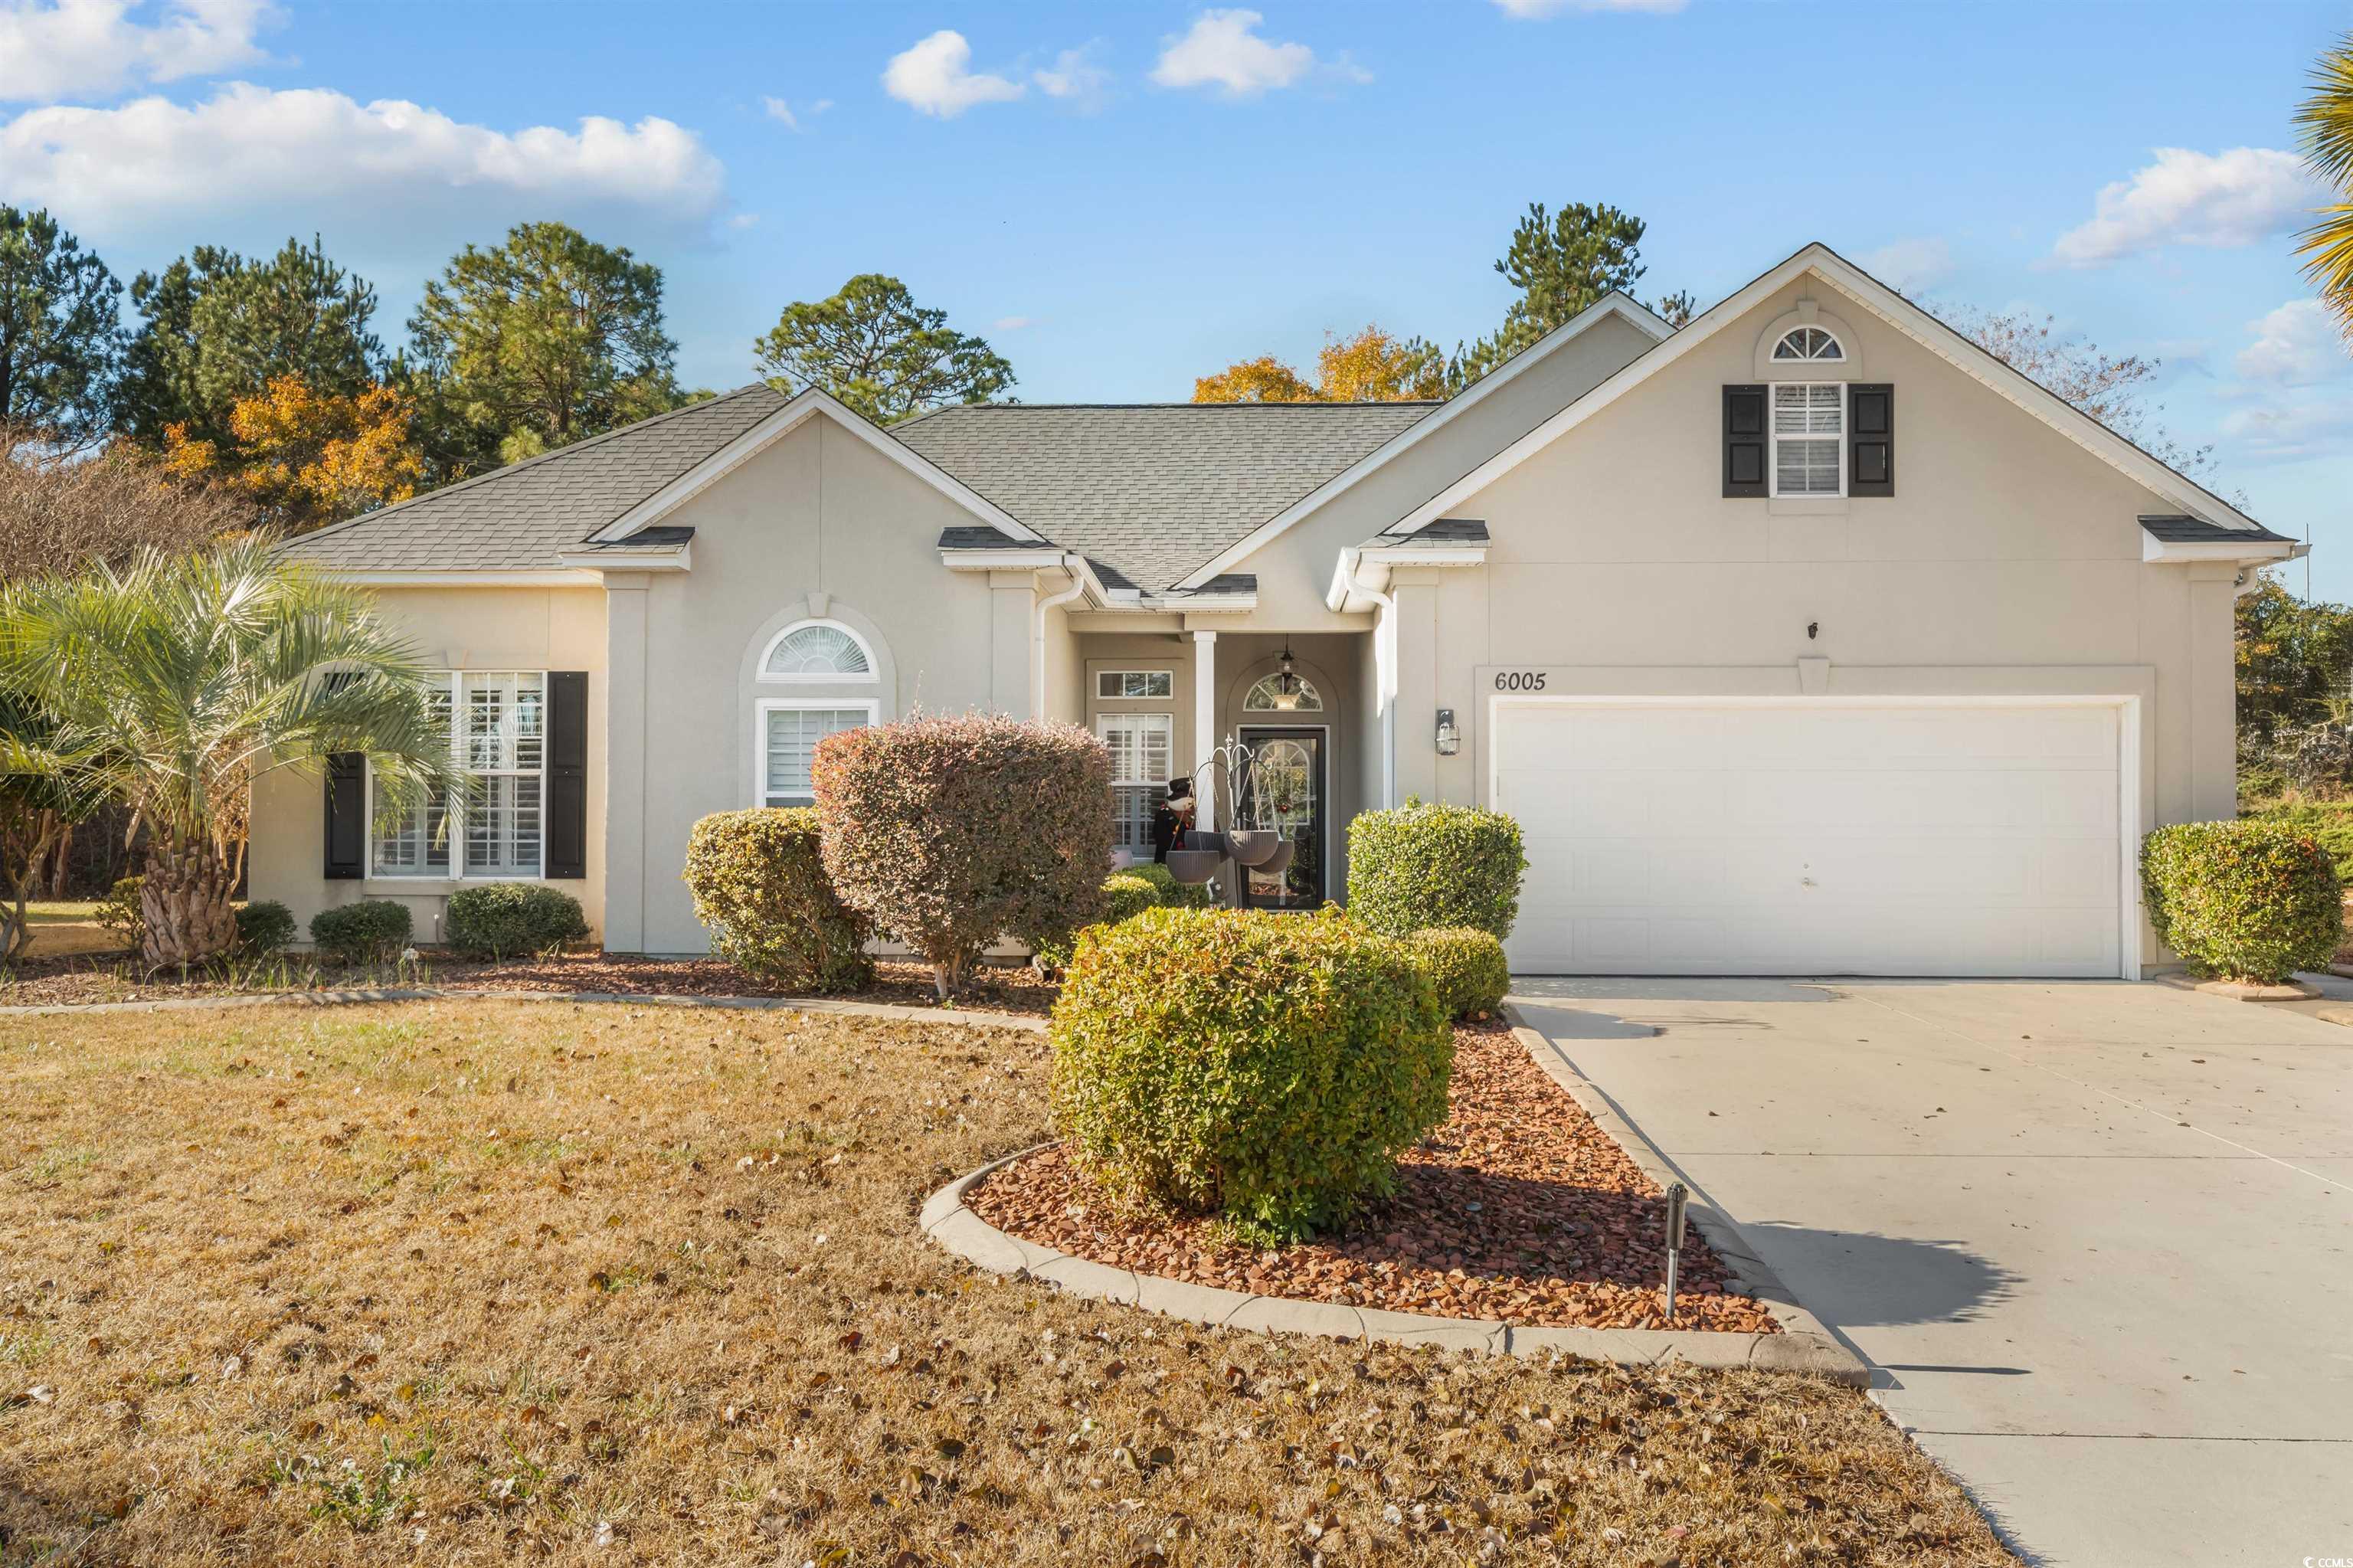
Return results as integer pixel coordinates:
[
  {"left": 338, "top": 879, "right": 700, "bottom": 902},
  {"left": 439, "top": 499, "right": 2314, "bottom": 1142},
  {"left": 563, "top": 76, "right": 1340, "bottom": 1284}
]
[{"left": 1508, "top": 977, "right": 2353, "bottom": 1568}]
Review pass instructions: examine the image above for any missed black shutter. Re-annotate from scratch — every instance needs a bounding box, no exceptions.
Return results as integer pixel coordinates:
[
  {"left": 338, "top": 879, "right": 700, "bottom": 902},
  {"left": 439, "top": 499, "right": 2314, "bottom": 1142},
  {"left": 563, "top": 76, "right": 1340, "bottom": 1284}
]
[
  {"left": 1850, "top": 383, "right": 1893, "bottom": 497},
  {"left": 1723, "top": 385, "right": 1767, "bottom": 498},
  {"left": 545, "top": 671, "right": 588, "bottom": 879},
  {"left": 323, "top": 754, "right": 365, "bottom": 879}
]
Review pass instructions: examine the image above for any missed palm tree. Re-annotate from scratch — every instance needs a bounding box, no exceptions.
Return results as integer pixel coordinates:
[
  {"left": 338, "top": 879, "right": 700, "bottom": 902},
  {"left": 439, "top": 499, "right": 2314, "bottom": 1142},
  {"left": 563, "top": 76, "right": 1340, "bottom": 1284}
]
[
  {"left": 0, "top": 539, "right": 454, "bottom": 967},
  {"left": 2296, "top": 33, "right": 2353, "bottom": 339}
]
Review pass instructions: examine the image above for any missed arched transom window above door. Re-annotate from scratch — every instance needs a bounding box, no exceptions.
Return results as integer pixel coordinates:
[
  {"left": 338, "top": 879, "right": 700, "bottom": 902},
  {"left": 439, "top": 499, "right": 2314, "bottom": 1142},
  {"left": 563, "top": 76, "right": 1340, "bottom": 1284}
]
[
  {"left": 1244, "top": 672, "right": 1323, "bottom": 712},
  {"left": 761, "top": 620, "right": 874, "bottom": 681}
]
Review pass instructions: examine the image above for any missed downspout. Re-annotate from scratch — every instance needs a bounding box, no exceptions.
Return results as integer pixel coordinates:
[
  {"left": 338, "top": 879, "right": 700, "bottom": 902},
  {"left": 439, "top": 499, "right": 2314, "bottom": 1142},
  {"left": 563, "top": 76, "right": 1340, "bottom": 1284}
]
[
  {"left": 1034, "top": 555, "right": 1089, "bottom": 719},
  {"left": 1343, "top": 548, "right": 1399, "bottom": 809}
]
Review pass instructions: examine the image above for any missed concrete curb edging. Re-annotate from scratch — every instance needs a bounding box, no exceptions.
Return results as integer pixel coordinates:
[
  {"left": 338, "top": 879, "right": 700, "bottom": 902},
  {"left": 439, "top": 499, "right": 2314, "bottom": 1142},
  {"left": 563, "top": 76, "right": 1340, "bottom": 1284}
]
[
  {"left": 919, "top": 1023, "right": 1867, "bottom": 1385},
  {"left": 0, "top": 986, "right": 1047, "bottom": 1030},
  {"left": 1499, "top": 1001, "right": 1864, "bottom": 1384}
]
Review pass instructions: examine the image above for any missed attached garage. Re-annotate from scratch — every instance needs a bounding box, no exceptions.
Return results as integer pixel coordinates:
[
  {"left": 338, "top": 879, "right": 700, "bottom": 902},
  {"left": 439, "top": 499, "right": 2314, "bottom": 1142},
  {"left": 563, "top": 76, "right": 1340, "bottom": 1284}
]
[{"left": 1491, "top": 699, "right": 2134, "bottom": 978}]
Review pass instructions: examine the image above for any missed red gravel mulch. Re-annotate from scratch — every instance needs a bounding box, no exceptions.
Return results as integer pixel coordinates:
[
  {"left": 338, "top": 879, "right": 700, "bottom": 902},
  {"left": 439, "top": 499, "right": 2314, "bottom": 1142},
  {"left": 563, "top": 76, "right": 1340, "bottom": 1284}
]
[
  {"left": 0, "top": 951, "right": 1056, "bottom": 1016},
  {"left": 966, "top": 1022, "right": 1779, "bottom": 1334}
]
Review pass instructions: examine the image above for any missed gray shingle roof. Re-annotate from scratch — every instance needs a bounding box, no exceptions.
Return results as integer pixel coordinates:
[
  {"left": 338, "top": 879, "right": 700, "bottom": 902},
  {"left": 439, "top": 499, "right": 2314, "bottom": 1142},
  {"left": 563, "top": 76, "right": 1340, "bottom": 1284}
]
[
  {"left": 1382, "top": 517, "right": 1489, "bottom": 546},
  {"left": 280, "top": 386, "right": 784, "bottom": 571},
  {"left": 937, "top": 525, "right": 1031, "bottom": 551},
  {"left": 895, "top": 402, "right": 1437, "bottom": 588},
  {"left": 2139, "top": 514, "right": 2294, "bottom": 544}
]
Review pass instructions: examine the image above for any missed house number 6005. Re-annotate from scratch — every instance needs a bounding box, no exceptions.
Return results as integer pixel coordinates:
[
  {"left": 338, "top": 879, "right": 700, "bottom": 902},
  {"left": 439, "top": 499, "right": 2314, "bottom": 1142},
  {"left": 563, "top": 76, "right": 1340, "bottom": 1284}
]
[{"left": 1494, "top": 672, "right": 1548, "bottom": 692}]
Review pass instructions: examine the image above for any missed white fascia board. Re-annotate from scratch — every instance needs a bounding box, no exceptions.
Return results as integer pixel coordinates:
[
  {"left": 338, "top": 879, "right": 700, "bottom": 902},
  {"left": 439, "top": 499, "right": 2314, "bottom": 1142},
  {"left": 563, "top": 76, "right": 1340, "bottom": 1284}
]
[
  {"left": 938, "top": 549, "right": 1112, "bottom": 610},
  {"left": 1390, "top": 242, "right": 2277, "bottom": 541},
  {"left": 553, "top": 545, "right": 692, "bottom": 572},
  {"left": 589, "top": 388, "right": 1043, "bottom": 545},
  {"left": 1358, "top": 545, "right": 1489, "bottom": 568},
  {"left": 938, "top": 548, "right": 1072, "bottom": 571},
  {"left": 1324, "top": 542, "right": 1486, "bottom": 611},
  {"left": 335, "top": 569, "right": 600, "bottom": 587},
  {"left": 1170, "top": 293, "right": 1671, "bottom": 592},
  {"left": 2140, "top": 532, "right": 2301, "bottom": 565}
]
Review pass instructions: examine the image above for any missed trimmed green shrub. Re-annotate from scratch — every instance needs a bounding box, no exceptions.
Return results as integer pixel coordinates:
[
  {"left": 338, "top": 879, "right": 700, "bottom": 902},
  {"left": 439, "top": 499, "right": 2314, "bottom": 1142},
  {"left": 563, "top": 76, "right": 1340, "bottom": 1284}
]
[
  {"left": 234, "top": 900, "right": 296, "bottom": 957},
  {"left": 682, "top": 808, "right": 872, "bottom": 991},
  {"left": 1124, "top": 860, "right": 1211, "bottom": 909},
  {"left": 96, "top": 875, "right": 145, "bottom": 951},
  {"left": 309, "top": 899, "right": 411, "bottom": 964},
  {"left": 444, "top": 884, "right": 590, "bottom": 960},
  {"left": 2142, "top": 820, "right": 2342, "bottom": 984},
  {"left": 2242, "top": 798, "right": 2353, "bottom": 874},
  {"left": 1050, "top": 907, "right": 1452, "bottom": 1243},
  {"left": 1409, "top": 926, "right": 1511, "bottom": 1019},
  {"left": 816, "top": 713, "right": 1113, "bottom": 998},
  {"left": 1346, "top": 800, "right": 1528, "bottom": 939},
  {"left": 1032, "top": 872, "right": 1161, "bottom": 971}
]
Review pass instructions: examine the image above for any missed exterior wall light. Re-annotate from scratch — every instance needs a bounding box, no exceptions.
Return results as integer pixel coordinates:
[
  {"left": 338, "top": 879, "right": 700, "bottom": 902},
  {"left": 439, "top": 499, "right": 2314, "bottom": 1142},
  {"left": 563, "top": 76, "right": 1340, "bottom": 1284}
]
[{"left": 1435, "top": 708, "right": 1460, "bottom": 756}]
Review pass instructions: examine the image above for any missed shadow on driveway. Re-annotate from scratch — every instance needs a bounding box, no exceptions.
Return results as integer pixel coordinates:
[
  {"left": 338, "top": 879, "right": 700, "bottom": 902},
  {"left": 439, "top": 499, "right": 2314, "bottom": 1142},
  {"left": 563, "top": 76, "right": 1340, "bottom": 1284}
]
[{"left": 1741, "top": 1221, "right": 2024, "bottom": 1328}]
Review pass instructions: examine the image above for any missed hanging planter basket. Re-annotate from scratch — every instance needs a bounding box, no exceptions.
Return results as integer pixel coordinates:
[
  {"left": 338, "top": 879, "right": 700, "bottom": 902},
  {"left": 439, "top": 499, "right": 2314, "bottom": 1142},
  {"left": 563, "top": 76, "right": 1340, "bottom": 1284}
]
[
  {"left": 1252, "top": 840, "right": 1297, "bottom": 878},
  {"left": 1164, "top": 849, "right": 1222, "bottom": 886},
  {"left": 1226, "top": 830, "right": 1282, "bottom": 867}
]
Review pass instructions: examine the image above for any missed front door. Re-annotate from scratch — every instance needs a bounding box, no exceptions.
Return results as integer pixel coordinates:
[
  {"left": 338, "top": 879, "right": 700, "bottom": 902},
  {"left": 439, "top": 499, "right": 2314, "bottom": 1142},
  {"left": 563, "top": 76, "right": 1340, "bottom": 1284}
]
[{"left": 1236, "top": 727, "right": 1325, "bottom": 909}]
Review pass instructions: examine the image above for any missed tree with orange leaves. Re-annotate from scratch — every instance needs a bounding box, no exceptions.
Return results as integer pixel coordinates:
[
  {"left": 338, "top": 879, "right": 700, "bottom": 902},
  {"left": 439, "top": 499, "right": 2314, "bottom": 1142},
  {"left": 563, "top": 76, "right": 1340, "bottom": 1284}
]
[
  {"left": 1193, "top": 326, "right": 1448, "bottom": 404},
  {"left": 164, "top": 375, "right": 423, "bottom": 531}
]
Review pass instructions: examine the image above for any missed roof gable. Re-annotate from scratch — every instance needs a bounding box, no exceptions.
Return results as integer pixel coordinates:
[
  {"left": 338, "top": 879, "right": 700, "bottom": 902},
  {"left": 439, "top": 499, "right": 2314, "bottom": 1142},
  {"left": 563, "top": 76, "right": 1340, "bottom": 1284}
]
[{"left": 1387, "top": 243, "right": 2274, "bottom": 541}]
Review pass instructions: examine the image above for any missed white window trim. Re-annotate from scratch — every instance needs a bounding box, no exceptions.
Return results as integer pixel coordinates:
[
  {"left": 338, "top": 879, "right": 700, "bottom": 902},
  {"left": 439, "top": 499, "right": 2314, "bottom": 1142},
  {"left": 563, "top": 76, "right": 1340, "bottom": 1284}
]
[
  {"left": 1768, "top": 380, "right": 1847, "bottom": 499},
  {"left": 367, "top": 669, "right": 548, "bottom": 884},
  {"left": 757, "top": 618, "right": 880, "bottom": 685},
  {"left": 1095, "top": 668, "right": 1175, "bottom": 701},
  {"left": 754, "top": 697, "right": 880, "bottom": 808},
  {"left": 1771, "top": 326, "right": 1846, "bottom": 364},
  {"left": 1242, "top": 672, "right": 1325, "bottom": 712}
]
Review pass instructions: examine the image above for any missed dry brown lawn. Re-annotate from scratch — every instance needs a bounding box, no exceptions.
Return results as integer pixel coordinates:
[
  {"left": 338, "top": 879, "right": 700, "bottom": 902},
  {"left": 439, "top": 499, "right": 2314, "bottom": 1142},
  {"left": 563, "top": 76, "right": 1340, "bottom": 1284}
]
[{"left": 0, "top": 1001, "right": 2013, "bottom": 1566}]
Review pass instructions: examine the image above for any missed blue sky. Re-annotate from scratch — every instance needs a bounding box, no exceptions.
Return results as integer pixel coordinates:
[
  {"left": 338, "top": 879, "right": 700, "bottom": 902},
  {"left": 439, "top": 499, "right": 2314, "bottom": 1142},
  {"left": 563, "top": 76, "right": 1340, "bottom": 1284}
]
[{"left": 4, "top": 1, "right": 2349, "bottom": 594}]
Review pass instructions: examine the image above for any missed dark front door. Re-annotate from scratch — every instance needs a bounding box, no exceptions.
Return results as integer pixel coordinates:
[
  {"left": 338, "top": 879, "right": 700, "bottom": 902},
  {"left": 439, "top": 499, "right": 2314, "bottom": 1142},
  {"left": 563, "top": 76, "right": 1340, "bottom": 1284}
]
[{"left": 1237, "top": 727, "right": 1325, "bottom": 909}]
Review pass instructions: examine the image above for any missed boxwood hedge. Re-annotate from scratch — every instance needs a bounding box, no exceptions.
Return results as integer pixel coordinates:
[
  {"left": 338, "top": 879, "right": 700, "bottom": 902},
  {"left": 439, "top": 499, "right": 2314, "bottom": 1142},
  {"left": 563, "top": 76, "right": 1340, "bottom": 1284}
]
[
  {"left": 1049, "top": 906, "right": 1452, "bottom": 1243},
  {"left": 309, "top": 899, "right": 411, "bottom": 964},
  {"left": 1346, "top": 800, "right": 1527, "bottom": 939},
  {"left": 682, "top": 807, "right": 872, "bottom": 991},
  {"left": 1408, "top": 926, "right": 1511, "bottom": 1019},
  {"left": 444, "top": 883, "right": 590, "bottom": 960},
  {"left": 2142, "top": 820, "right": 2342, "bottom": 984}
]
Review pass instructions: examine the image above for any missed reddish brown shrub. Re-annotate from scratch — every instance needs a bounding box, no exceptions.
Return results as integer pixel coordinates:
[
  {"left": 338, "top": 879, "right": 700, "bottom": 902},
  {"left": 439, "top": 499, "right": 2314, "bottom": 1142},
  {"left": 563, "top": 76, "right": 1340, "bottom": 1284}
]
[{"left": 813, "top": 712, "right": 1112, "bottom": 998}]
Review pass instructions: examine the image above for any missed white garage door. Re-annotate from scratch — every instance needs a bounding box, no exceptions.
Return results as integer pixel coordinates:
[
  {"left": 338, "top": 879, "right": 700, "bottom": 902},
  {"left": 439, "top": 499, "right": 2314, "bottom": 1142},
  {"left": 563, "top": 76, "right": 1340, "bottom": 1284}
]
[{"left": 1494, "top": 701, "right": 2125, "bottom": 977}]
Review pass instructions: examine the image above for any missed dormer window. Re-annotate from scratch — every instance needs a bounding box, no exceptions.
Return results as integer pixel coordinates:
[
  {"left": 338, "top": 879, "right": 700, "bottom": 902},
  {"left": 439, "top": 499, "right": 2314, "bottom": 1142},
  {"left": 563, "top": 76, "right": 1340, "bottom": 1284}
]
[{"left": 1772, "top": 326, "right": 1845, "bottom": 363}]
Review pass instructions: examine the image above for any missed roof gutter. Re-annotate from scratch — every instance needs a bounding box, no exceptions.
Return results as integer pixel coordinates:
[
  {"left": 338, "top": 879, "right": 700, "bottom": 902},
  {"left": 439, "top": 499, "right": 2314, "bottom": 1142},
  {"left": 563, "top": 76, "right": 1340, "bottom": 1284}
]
[{"left": 1035, "top": 555, "right": 1090, "bottom": 719}]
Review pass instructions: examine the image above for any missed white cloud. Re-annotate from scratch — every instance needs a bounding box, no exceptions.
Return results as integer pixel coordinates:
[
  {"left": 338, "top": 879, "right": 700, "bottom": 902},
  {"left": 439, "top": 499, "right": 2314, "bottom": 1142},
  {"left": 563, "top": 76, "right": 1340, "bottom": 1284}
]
[
  {"left": 1859, "top": 235, "right": 1952, "bottom": 293},
  {"left": 0, "top": 0, "right": 279, "bottom": 103},
  {"left": 990, "top": 315, "right": 1038, "bottom": 331},
  {"left": 727, "top": 212, "right": 758, "bottom": 231},
  {"left": 1491, "top": 0, "right": 1685, "bottom": 15},
  {"left": 2050, "top": 146, "right": 2322, "bottom": 268},
  {"left": 1150, "top": 10, "right": 1324, "bottom": 96},
  {"left": 2219, "top": 395, "right": 2353, "bottom": 463},
  {"left": 761, "top": 95, "right": 797, "bottom": 130},
  {"left": 2235, "top": 299, "right": 2348, "bottom": 386},
  {"left": 882, "top": 30, "right": 1024, "bottom": 118},
  {"left": 0, "top": 83, "right": 728, "bottom": 241},
  {"left": 1033, "top": 42, "right": 1111, "bottom": 109}
]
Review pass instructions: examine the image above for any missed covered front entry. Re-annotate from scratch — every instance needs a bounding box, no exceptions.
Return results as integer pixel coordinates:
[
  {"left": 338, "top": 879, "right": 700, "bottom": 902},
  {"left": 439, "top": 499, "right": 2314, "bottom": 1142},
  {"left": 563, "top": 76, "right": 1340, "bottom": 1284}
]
[{"left": 1492, "top": 698, "right": 2132, "bottom": 977}]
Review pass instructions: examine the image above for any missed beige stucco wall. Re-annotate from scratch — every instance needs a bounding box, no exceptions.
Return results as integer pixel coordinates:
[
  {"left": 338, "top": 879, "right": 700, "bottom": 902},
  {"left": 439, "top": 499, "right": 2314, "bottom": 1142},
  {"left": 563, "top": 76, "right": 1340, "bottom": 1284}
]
[
  {"left": 607, "top": 414, "right": 1041, "bottom": 952},
  {"left": 248, "top": 584, "right": 609, "bottom": 942}
]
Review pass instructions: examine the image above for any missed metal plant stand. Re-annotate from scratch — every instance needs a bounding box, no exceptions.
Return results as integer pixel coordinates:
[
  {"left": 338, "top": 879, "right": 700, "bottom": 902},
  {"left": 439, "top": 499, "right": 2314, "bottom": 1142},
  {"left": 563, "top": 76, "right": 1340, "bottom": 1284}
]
[{"left": 1162, "top": 736, "right": 1296, "bottom": 908}]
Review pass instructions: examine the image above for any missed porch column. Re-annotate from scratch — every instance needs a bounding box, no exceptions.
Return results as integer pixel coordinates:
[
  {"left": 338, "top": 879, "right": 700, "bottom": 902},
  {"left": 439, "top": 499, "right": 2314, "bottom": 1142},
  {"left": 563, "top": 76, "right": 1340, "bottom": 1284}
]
[{"left": 1190, "top": 629, "right": 1218, "bottom": 831}]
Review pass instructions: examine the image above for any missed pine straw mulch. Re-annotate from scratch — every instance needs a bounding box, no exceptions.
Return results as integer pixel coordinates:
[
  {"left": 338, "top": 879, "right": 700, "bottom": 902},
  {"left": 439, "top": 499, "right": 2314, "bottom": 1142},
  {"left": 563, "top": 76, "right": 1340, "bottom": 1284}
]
[
  {"left": 967, "top": 1023, "right": 1779, "bottom": 1334},
  {"left": 0, "top": 1000, "right": 2012, "bottom": 1567},
  {"left": 0, "top": 951, "right": 1057, "bottom": 1016}
]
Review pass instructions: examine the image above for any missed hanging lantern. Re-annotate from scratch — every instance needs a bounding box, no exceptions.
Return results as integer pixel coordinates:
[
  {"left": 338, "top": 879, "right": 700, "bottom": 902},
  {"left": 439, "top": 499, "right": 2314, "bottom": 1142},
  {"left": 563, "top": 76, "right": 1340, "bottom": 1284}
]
[{"left": 1271, "top": 643, "right": 1302, "bottom": 710}]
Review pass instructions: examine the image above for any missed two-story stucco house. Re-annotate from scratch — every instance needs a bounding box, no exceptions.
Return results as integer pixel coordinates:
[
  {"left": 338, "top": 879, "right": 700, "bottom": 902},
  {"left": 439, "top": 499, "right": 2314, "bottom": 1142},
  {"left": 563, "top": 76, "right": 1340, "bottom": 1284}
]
[{"left": 259, "top": 243, "right": 2299, "bottom": 979}]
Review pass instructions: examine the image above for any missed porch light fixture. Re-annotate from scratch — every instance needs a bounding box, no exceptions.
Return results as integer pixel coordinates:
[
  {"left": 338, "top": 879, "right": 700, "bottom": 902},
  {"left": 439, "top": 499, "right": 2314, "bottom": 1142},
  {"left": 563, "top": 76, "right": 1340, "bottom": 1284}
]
[
  {"left": 1435, "top": 707, "right": 1460, "bottom": 756},
  {"left": 1270, "top": 643, "right": 1303, "bottom": 709}
]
